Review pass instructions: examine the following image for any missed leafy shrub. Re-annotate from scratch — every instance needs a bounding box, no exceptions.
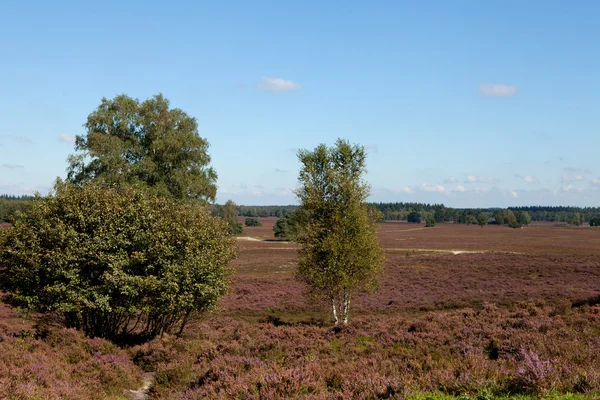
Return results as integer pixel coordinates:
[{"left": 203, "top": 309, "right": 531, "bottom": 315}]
[
  {"left": 245, "top": 217, "right": 262, "bottom": 227},
  {"left": 0, "top": 182, "right": 236, "bottom": 341},
  {"left": 274, "top": 213, "right": 300, "bottom": 241},
  {"left": 508, "top": 220, "right": 522, "bottom": 229},
  {"left": 425, "top": 215, "right": 436, "bottom": 227},
  {"left": 407, "top": 211, "right": 421, "bottom": 224}
]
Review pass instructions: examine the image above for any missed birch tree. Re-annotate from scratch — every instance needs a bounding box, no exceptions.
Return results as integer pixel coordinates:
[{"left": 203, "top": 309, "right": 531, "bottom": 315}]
[{"left": 295, "top": 139, "right": 384, "bottom": 325}]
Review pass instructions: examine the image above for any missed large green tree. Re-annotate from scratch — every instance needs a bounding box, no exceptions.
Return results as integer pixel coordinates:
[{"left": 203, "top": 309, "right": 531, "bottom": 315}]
[
  {"left": 67, "top": 94, "right": 217, "bottom": 203},
  {"left": 0, "top": 181, "right": 236, "bottom": 341},
  {"left": 295, "top": 139, "right": 384, "bottom": 325}
]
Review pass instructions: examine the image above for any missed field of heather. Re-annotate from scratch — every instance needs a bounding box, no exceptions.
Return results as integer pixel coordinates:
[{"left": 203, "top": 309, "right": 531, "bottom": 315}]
[{"left": 1, "top": 219, "right": 600, "bottom": 399}]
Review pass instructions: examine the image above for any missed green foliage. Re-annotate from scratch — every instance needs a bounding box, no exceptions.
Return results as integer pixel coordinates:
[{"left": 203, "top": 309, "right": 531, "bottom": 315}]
[
  {"left": 508, "top": 219, "right": 522, "bottom": 229},
  {"left": 236, "top": 205, "right": 298, "bottom": 218},
  {"left": 273, "top": 213, "right": 301, "bottom": 241},
  {"left": 367, "top": 205, "right": 386, "bottom": 223},
  {"left": 425, "top": 215, "right": 436, "bottom": 227},
  {"left": 0, "top": 182, "right": 236, "bottom": 341},
  {"left": 0, "top": 196, "right": 33, "bottom": 223},
  {"left": 294, "top": 139, "right": 385, "bottom": 324},
  {"left": 494, "top": 210, "right": 517, "bottom": 226},
  {"left": 222, "top": 200, "right": 243, "bottom": 234},
  {"left": 66, "top": 94, "right": 217, "bottom": 203},
  {"left": 477, "top": 212, "right": 488, "bottom": 227},
  {"left": 589, "top": 217, "right": 600, "bottom": 227},
  {"left": 569, "top": 212, "right": 583, "bottom": 226},
  {"left": 516, "top": 211, "right": 531, "bottom": 226},
  {"left": 244, "top": 217, "right": 262, "bottom": 227},
  {"left": 407, "top": 211, "right": 421, "bottom": 224}
]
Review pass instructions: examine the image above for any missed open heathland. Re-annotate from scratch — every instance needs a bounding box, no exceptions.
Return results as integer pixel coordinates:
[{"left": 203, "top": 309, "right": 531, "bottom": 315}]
[{"left": 1, "top": 219, "right": 600, "bottom": 399}]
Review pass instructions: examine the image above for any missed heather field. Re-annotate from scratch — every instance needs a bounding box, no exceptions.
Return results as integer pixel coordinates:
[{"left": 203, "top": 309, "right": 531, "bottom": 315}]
[{"left": 1, "top": 219, "right": 600, "bottom": 399}]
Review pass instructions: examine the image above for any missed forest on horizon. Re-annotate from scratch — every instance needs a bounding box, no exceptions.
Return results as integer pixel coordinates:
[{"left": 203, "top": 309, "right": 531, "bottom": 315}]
[{"left": 3, "top": 195, "right": 598, "bottom": 225}]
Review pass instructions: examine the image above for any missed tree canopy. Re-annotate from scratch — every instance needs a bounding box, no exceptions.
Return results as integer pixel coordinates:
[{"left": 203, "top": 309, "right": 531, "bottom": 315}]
[
  {"left": 67, "top": 94, "right": 217, "bottom": 203},
  {"left": 295, "top": 139, "right": 384, "bottom": 325}
]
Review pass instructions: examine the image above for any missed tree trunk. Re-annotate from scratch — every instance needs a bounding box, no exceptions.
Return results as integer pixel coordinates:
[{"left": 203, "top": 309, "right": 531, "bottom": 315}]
[
  {"left": 342, "top": 287, "right": 350, "bottom": 325},
  {"left": 331, "top": 296, "right": 339, "bottom": 326}
]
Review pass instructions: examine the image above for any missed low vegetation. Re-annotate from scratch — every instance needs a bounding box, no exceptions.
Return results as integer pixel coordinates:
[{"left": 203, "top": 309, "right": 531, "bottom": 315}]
[{"left": 245, "top": 217, "right": 262, "bottom": 227}]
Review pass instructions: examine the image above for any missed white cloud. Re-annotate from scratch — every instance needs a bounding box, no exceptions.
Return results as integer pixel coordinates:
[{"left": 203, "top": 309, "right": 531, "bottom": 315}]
[
  {"left": 562, "top": 184, "right": 575, "bottom": 192},
  {"left": 420, "top": 183, "right": 445, "bottom": 193},
  {"left": 455, "top": 185, "right": 465, "bottom": 192},
  {"left": 444, "top": 177, "right": 457, "bottom": 184},
  {"left": 515, "top": 174, "right": 538, "bottom": 183},
  {"left": 591, "top": 177, "right": 600, "bottom": 185},
  {"left": 511, "top": 191, "right": 519, "bottom": 198},
  {"left": 560, "top": 174, "right": 584, "bottom": 182},
  {"left": 479, "top": 83, "right": 518, "bottom": 97},
  {"left": 258, "top": 77, "right": 301, "bottom": 92},
  {"left": 1, "top": 164, "right": 24, "bottom": 169},
  {"left": 465, "top": 175, "right": 496, "bottom": 183},
  {"left": 59, "top": 134, "right": 76, "bottom": 144},
  {"left": 402, "top": 186, "right": 413, "bottom": 193}
]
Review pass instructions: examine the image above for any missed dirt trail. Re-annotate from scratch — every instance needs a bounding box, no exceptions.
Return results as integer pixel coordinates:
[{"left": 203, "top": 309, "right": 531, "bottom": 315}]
[
  {"left": 127, "top": 372, "right": 154, "bottom": 400},
  {"left": 237, "top": 236, "right": 262, "bottom": 241},
  {"left": 385, "top": 248, "right": 523, "bottom": 255}
]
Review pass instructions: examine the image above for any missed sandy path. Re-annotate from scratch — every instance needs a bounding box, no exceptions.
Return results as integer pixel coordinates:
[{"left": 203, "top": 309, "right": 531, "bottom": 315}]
[{"left": 127, "top": 372, "right": 154, "bottom": 400}]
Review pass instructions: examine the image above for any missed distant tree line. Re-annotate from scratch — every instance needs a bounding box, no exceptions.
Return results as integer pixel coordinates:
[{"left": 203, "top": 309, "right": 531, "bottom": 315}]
[
  {"left": 5, "top": 196, "right": 600, "bottom": 227},
  {"left": 236, "top": 205, "right": 298, "bottom": 218},
  {"left": 371, "top": 203, "right": 600, "bottom": 226}
]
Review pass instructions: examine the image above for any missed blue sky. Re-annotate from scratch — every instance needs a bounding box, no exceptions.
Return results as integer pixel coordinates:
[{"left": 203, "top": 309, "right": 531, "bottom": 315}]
[{"left": 1, "top": 0, "right": 599, "bottom": 207}]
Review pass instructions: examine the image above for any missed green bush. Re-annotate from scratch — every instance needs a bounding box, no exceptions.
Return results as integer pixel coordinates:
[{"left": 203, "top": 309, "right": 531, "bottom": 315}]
[
  {"left": 508, "top": 220, "right": 522, "bottom": 229},
  {"left": 0, "top": 182, "right": 236, "bottom": 341},
  {"left": 274, "top": 213, "right": 300, "bottom": 241},
  {"left": 407, "top": 211, "right": 421, "bottom": 224},
  {"left": 244, "top": 217, "right": 262, "bottom": 227}
]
